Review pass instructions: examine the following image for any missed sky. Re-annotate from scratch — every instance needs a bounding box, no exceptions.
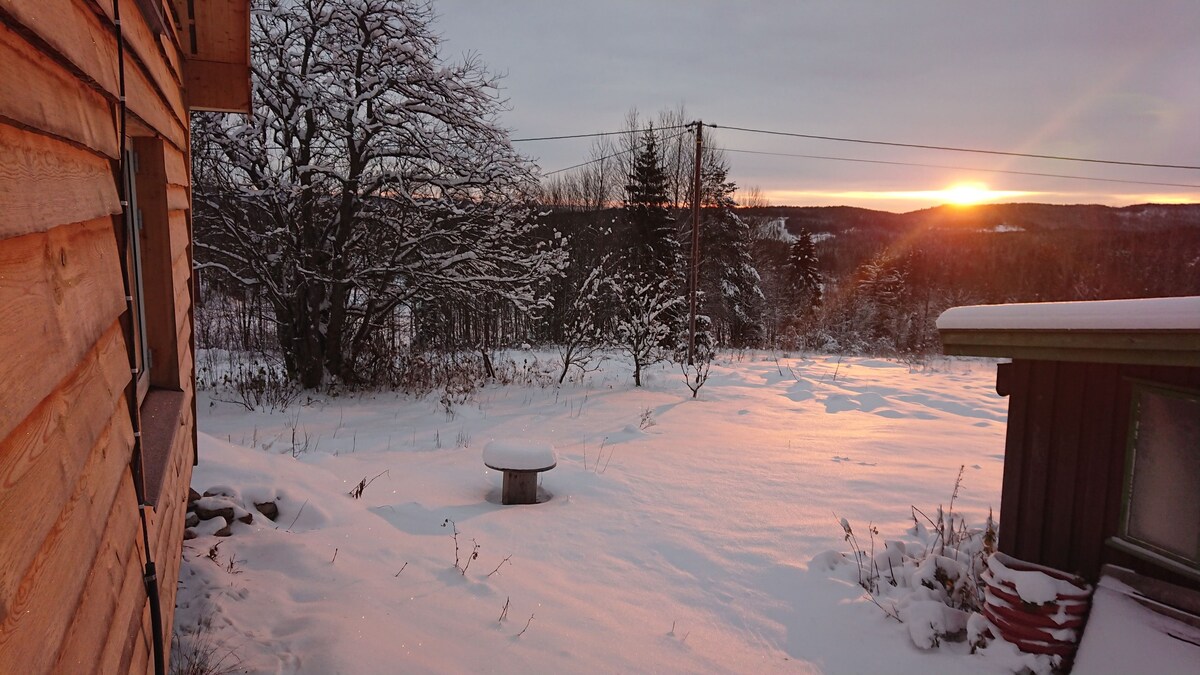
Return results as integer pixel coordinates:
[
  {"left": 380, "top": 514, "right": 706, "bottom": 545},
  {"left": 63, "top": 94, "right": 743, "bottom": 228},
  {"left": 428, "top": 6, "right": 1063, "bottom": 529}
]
[{"left": 436, "top": 1, "right": 1200, "bottom": 212}]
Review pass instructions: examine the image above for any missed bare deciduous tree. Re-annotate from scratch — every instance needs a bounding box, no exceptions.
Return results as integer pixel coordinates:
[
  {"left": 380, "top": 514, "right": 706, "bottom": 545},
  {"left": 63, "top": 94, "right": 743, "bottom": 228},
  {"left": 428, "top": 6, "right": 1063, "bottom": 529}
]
[{"left": 193, "top": 0, "right": 565, "bottom": 387}]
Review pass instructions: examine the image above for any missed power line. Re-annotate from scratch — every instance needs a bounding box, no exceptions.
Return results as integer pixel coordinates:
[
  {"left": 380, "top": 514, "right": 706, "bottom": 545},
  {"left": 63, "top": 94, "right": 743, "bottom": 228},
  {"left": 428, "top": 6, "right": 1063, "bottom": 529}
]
[
  {"left": 707, "top": 123, "right": 1200, "bottom": 171},
  {"left": 542, "top": 127, "right": 694, "bottom": 177},
  {"left": 722, "top": 147, "right": 1200, "bottom": 190},
  {"left": 512, "top": 123, "right": 692, "bottom": 143}
]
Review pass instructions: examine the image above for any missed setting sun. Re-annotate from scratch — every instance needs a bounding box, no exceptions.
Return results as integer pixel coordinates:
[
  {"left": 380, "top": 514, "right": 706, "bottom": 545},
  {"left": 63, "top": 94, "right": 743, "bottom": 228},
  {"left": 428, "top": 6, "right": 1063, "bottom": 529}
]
[{"left": 941, "top": 183, "right": 995, "bottom": 205}]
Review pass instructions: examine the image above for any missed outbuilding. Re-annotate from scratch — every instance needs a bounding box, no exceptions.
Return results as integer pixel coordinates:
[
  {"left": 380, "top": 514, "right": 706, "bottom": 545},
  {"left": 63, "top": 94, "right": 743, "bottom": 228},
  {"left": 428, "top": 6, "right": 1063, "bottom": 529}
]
[
  {"left": 0, "top": 1, "right": 249, "bottom": 672},
  {"left": 937, "top": 296, "right": 1200, "bottom": 597}
]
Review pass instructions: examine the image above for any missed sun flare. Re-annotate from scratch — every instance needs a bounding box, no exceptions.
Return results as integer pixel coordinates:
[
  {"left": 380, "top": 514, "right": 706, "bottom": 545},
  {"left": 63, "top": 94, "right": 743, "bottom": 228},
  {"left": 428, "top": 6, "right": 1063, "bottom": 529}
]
[{"left": 940, "top": 183, "right": 995, "bottom": 206}]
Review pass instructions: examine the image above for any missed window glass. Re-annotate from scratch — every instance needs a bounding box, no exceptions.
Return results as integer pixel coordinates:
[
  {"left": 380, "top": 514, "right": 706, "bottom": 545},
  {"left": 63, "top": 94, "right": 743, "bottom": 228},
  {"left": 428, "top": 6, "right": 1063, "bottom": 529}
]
[{"left": 1126, "top": 386, "right": 1200, "bottom": 565}]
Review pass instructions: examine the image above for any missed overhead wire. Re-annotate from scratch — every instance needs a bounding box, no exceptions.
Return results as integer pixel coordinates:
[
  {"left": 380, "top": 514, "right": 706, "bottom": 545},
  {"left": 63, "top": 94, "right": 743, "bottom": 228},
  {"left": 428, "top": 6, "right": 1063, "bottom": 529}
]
[
  {"left": 512, "top": 123, "right": 692, "bottom": 143},
  {"left": 541, "top": 126, "right": 695, "bottom": 177},
  {"left": 705, "top": 123, "right": 1200, "bottom": 171},
  {"left": 721, "top": 147, "right": 1200, "bottom": 190},
  {"left": 523, "top": 120, "right": 1200, "bottom": 192}
]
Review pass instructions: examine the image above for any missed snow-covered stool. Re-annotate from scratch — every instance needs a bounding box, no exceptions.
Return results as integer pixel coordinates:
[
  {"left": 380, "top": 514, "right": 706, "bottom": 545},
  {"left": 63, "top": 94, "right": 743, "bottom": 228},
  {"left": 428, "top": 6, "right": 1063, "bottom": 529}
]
[{"left": 483, "top": 441, "right": 556, "bottom": 505}]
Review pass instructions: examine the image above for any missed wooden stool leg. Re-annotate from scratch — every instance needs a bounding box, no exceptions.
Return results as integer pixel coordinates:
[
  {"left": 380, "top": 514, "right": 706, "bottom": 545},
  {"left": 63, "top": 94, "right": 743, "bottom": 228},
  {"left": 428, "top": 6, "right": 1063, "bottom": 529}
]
[{"left": 502, "top": 471, "right": 538, "bottom": 505}]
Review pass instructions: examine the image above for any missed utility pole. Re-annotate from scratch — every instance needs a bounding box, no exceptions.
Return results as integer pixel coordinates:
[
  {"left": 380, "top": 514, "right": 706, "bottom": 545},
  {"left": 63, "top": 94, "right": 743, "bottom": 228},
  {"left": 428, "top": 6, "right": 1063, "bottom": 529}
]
[{"left": 687, "top": 121, "right": 703, "bottom": 365}]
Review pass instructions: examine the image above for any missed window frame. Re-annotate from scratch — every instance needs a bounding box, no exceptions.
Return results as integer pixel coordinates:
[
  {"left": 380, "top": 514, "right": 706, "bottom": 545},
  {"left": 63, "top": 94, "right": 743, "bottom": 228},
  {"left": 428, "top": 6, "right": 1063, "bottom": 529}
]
[
  {"left": 122, "top": 135, "right": 188, "bottom": 507},
  {"left": 1117, "top": 379, "right": 1200, "bottom": 576},
  {"left": 122, "top": 146, "right": 152, "bottom": 404}
]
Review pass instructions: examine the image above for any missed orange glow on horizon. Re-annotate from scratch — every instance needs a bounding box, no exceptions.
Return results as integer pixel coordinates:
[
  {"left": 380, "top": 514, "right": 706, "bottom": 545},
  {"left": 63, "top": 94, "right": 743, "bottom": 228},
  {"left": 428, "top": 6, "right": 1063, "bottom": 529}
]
[
  {"left": 758, "top": 187, "right": 1200, "bottom": 211},
  {"left": 763, "top": 184, "right": 1035, "bottom": 208}
]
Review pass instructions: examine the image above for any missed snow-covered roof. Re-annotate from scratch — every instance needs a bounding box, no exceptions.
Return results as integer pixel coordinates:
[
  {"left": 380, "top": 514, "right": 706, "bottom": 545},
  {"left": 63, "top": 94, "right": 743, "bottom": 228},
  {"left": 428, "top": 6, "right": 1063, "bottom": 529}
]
[
  {"left": 936, "top": 296, "right": 1200, "bottom": 332},
  {"left": 938, "top": 296, "right": 1200, "bottom": 365}
]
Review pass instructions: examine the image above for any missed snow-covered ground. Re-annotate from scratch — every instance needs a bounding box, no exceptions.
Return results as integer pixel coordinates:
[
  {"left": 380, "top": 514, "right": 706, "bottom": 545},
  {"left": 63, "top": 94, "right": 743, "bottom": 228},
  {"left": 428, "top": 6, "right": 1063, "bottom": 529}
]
[{"left": 176, "top": 352, "right": 1017, "bottom": 673}]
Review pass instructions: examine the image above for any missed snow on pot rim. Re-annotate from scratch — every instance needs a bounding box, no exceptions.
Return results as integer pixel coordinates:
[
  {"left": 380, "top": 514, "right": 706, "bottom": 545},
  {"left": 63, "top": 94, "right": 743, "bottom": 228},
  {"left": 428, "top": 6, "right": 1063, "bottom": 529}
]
[
  {"left": 982, "top": 571, "right": 1090, "bottom": 616},
  {"left": 986, "top": 552, "right": 1092, "bottom": 604},
  {"left": 982, "top": 583, "right": 1088, "bottom": 626}
]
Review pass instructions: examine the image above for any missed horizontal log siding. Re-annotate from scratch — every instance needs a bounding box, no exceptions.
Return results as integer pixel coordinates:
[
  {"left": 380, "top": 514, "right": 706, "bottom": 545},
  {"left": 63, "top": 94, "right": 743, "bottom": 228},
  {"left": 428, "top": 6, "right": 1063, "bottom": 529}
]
[{"left": 0, "top": 1, "right": 196, "bottom": 672}]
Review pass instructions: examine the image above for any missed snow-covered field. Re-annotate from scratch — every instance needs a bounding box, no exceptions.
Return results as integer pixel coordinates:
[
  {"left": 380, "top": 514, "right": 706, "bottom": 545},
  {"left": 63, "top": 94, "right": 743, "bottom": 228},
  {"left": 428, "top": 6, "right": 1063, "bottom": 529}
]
[{"left": 176, "top": 352, "right": 1015, "bottom": 674}]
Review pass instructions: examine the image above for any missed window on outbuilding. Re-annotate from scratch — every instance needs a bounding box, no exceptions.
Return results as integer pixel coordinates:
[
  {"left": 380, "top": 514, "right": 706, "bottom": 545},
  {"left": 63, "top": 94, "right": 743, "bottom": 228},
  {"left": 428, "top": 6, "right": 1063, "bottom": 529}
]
[{"left": 1120, "top": 382, "right": 1200, "bottom": 573}]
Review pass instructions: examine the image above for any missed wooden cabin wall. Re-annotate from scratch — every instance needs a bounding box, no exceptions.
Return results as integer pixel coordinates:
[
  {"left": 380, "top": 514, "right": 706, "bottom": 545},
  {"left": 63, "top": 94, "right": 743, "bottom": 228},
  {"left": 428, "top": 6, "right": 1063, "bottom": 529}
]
[
  {"left": 0, "top": 1, "right": 196, "bottom": 672},
  {"left": 999, "top": 359, "right": 1200, "bottom": 590}
]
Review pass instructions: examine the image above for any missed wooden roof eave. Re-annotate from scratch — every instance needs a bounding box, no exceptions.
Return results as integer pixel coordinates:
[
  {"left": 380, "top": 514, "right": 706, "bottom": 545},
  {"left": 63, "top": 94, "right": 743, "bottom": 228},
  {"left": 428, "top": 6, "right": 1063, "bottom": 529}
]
[
  {"left": 938, "top": 328, "right": 1200, "bottom": 367},
  {"left": 174, "top": 0, "right": 252, "bottom": 114}
]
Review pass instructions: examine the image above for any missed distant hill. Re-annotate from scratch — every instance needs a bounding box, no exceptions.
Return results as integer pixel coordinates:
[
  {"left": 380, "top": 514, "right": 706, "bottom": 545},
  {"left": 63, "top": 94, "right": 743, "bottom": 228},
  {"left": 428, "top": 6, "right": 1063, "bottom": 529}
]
[{"left": 740, "top": 202, "right": 1200, "bottom": 236}]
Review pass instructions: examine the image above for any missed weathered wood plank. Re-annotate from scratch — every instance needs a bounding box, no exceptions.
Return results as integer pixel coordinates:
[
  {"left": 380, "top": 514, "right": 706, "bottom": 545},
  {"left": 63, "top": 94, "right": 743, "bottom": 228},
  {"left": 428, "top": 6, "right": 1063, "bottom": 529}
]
[
  {"left": 1075, "top": 363, "right": 1121, "bottom": 580},
  {"left": 0, "top": 321, "right": 128, "bottom": 598},
  {"left": 169, "top": 209, "right": 190, "bottom": 266},
  {"left": 0, "top": 0, "right": 120, "bottom": 96},
  {"left": 997, "top": 360, "right": 1030, "bottom": 557},
  {"left": 175, "top": 312, "right": 194, "bottom": 384},
  {"left": 1040, "top": 361, "right": 1086, "bottom": 574},
  {"left": 50, "top": 478, "right": 141, "bottom": 674},
  {"left": 0, "top": 402, "right": 134, "bottom": 673},
  {"left": 187, "top": 58, "right": 251, "bottom": 113},
  {"left": 149, "top": 421, "right": 193, "bottom": 655},
  {"left": 90, "top": 0, "right": 185, "bottom": 105},
  {"left": 166, "top": 185, "right": 190, "bottom": 211},
  {"left": 174, "top": 250, "right": 194, "bottom": 314},
  {"left": 1102, "top": 367, "right": 1146, "bottom": 537},
  {"left": 0, "top": 218, "right": 126, "bottom": 440},
  {"left": 155, "top": 447, "right": 189, "bottom": 569},
  {"left": 0, "top": 124, "right": 120, "bottom": 239},
  {"left": 189, "top": 0, "right": 251, "bottom": 64},
  {"left": 3, "top": 0, "right": 187, "bottom": 150},
  {"left": 0, "top": 21, "right": 119, "bottom": 158},
  {"left": 162, "top": 142, "right": 189, "bottom": 187},
  {"left": 95, "top": 516, "right": 149, "bottom": 675},
  {"left": 124, "top": 54, "right": 187, "bottom": 151},
  {"left": 1018, "top": 361, "right": 1058, "bottom": 563},
  {"left": 129, "top": 619, "right": 150, "bottom": 675}
]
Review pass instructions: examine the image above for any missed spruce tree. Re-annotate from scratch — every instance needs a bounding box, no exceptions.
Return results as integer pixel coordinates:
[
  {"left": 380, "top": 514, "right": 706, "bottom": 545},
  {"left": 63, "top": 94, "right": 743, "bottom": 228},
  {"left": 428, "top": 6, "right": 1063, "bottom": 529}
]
[
  {"left": 620, "top": 127, "right": 678, "bottom": 283},
  {"left": 788, "top": 228, "right": 823, "bottom": 312},
  {"left": 610, "top": 126, "right": 684, "bottom": 384},
  {"left": 697, "top": 157, "right": 764, "bottom": 347}
]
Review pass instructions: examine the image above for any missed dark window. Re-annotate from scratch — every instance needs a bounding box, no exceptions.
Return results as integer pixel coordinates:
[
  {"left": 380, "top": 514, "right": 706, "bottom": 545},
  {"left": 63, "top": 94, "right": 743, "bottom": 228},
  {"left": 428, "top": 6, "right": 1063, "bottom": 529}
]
[{"left": 1121, "top": 383, "right": 1200, "bottom": 571}]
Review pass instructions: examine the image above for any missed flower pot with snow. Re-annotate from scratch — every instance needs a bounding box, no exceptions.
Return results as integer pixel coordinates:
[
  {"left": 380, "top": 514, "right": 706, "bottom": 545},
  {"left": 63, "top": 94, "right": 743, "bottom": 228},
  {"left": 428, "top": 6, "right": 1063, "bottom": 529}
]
[{"left": 976, "top": 552, "right": 1094, "bottom": 669}]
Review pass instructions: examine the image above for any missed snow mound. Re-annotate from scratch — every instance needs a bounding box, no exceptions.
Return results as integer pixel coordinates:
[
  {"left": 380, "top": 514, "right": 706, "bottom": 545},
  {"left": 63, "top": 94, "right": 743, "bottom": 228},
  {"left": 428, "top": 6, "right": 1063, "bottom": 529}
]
[{"left": 482, "top": 440, "right": 557, "bottom": 470}]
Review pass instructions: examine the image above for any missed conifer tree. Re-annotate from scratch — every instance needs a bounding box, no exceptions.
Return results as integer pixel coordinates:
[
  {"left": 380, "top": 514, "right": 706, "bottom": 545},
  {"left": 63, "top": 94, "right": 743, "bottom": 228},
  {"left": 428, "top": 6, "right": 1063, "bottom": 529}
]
[
  {"left": 788, "top": 228, "right": 824, "bottom": 312},
  {"left": 609, "top": 126, "right": 684, "bottom": 384},
  {"left": 620, "top": 127, "right": 678, "bottom": 283},
  {"left": 696, "top": 156, "right": 764, "bottom": 347}
]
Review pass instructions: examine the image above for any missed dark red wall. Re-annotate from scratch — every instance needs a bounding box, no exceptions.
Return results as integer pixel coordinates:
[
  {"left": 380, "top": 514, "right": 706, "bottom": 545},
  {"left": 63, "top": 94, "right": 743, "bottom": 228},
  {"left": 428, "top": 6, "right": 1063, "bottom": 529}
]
[{"left": 999, "top": 360, "right": 1200, "bottom": 590}]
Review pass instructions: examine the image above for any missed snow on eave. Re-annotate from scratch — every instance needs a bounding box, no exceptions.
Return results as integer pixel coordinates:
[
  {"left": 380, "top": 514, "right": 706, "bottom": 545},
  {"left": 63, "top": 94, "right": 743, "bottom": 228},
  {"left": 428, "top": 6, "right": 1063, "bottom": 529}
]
[{"left": 936, "top": 296, "right": 1200, "bottom": 332}]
